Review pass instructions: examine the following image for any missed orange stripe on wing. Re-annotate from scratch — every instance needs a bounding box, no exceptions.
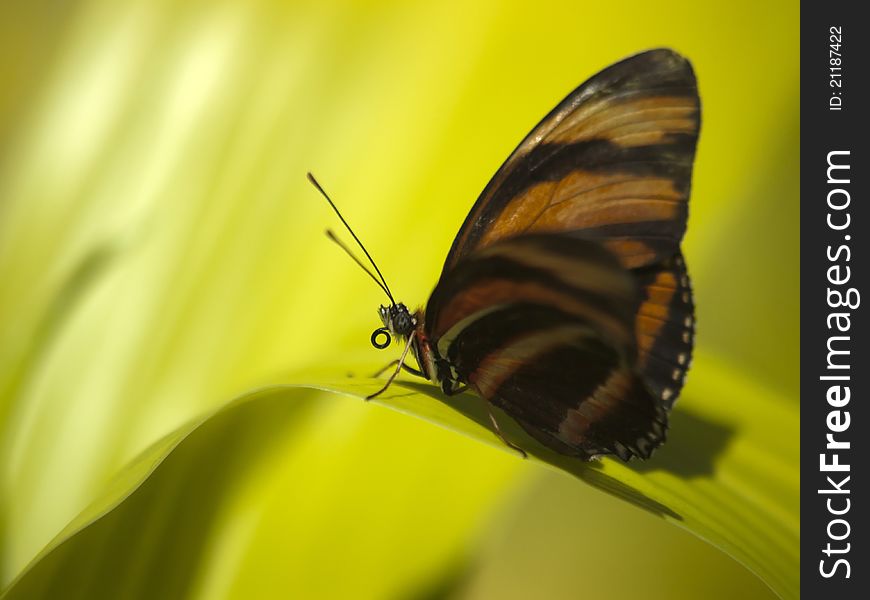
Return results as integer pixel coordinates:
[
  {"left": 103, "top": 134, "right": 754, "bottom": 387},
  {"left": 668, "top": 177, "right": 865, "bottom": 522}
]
[
  {"left": 477, "top": 180, "right": 557, "bottom": 244},
  {"left": 602, "top": 239, "right": 660, "bottom": 269},
  {"left": 558, "top": 370, "right": 632, "bottom": 439},
  {"left": 550, "top": 95, "right": 698, "bottom": 145},
  {"left": 532, "top": 197, "right": 680, "bottom": 230},
  {"left": 478, "top": 175, "right": 682, "bottom": 247},
  {"left": 635, "top": 268, "right": 678, "bottom": 365},
  {"left": 554, "top": 174, "right": 682, "bottom": 206}
]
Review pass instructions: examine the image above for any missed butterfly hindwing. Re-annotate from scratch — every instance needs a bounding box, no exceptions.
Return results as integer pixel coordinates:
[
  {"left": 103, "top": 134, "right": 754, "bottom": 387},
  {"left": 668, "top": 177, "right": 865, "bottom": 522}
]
[
  {"left": 443, "top": 48, "right": 700, "bottom": 274},
  {"left": 494, "top": 361, "right": 667, "bottom": 460},
  {"left": 424, "top": 234, "right": 666, "bottom": 459}
]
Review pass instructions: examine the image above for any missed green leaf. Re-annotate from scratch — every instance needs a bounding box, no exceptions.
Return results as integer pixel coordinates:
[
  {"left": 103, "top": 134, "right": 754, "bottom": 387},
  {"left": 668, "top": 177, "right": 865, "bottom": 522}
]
[
  {"left": 2, "top": 345, "right": 797, "bottom": 599},
  {"left": 293, "top": 352, "right": 799, "bottom": 599},
  {"left": 1, "top": 0, "right": 798, "bottom": 598},
  {"left": 1, "top": 385, "right": 524, "bottom": 599}
]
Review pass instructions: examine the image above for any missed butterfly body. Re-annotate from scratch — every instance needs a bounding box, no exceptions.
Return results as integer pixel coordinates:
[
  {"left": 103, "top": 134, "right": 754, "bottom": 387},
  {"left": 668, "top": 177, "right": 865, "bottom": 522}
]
[{"left": 317, "top": 48, "right": 700, "bottom": 461}]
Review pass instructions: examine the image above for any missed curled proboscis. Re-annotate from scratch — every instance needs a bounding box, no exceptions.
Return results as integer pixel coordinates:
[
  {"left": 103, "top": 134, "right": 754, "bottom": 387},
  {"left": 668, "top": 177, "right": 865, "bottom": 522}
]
[{"left": 371, "top": 327, "right": 391, "bottom": 349}]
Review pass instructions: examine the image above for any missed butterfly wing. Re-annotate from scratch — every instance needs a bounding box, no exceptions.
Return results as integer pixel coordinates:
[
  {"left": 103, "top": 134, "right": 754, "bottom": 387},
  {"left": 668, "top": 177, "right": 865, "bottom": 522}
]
[
  {"left": 443, "top": 48, "right": 700, "bottom": 273},
  {"left": 425, "top": 234, "right": 666, "bottom": 459},
  {"left": 425, "top": 49, "right": 701, "bottom": 458}
]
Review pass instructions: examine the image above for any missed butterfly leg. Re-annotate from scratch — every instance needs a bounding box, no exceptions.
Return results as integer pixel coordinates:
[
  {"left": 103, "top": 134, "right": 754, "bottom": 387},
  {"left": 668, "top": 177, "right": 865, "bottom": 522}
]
[
  {"left": 372, "top": 360, "right": 424, "bottom": 379},
  {"left": 486, "top": 404, "right": 528, "bottom": 459},
  {"left": 366, "top": 331, "right": 416, "bottom": 401},
  {"left": 441, "top": 381, "right": 468, "bottom": 396},
  {"left": 441, "top": 382, "right": 526, "bottom": 457}
]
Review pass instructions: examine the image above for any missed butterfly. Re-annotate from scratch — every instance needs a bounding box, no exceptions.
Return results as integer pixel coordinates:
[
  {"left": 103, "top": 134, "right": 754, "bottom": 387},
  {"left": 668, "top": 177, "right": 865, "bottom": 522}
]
[{"left": 310, "top": 48, "right": 700, "bottom": 461}]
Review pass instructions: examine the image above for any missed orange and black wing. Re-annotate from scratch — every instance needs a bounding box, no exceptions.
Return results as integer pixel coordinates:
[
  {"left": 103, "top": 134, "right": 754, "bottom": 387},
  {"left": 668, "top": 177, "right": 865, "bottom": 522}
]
[
  {"left": 443, "top": 48, "right": 699, "bottom": 273},
  {"left": 425, "top": 234, "right": 666, "bottom": 460},
  {"left": 425, "top": 49, "right": 701, "bottom": 458}
]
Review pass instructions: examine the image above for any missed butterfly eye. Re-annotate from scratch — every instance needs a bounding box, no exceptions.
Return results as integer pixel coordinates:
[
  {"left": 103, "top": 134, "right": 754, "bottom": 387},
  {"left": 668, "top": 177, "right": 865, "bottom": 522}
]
[
  {"left": 371, "top": 327, "right": 392, "bottom": 349},
  {"left": 393, "top": 311, "right": 412, "bottom": 335}
]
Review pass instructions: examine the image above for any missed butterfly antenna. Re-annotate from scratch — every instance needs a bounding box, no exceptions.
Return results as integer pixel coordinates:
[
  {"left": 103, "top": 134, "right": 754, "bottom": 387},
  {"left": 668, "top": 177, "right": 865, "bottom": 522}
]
[
  {"left": 307, "top": 172, "right": 396, "bottom": 304},
  {"left": 324, "top": 229, "right": 392, "bottom": 300}
]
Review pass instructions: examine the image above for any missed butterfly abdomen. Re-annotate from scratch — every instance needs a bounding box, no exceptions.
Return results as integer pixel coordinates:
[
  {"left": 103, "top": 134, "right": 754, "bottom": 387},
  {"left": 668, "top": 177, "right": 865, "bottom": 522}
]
[{"left": 411, "top": 310, "right": 438, "bottom": 382}]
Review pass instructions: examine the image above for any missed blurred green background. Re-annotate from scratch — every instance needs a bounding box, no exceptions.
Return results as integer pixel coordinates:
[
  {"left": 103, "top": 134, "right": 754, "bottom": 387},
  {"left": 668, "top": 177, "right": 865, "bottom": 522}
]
[{"left": 0, "top": 0, "right": 798, "bottom": 598}]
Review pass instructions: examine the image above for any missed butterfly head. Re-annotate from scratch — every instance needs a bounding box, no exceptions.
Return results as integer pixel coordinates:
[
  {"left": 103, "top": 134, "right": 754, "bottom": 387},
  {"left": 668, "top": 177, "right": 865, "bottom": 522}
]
[{"left": 371, "top": 303, "right": 415, "bottom": 349}]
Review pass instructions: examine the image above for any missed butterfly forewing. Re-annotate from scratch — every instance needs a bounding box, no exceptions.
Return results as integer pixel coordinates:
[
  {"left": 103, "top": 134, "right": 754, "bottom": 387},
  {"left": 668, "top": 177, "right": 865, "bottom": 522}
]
[{"left": 443, "top": 48, "right": 700, "bottom": 273}]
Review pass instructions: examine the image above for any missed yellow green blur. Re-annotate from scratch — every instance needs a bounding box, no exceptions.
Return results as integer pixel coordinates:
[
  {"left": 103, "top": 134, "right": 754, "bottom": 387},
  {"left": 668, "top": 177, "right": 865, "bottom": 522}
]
[{"left": 0, "top": 0, "right": 798, "bottom": 598}]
